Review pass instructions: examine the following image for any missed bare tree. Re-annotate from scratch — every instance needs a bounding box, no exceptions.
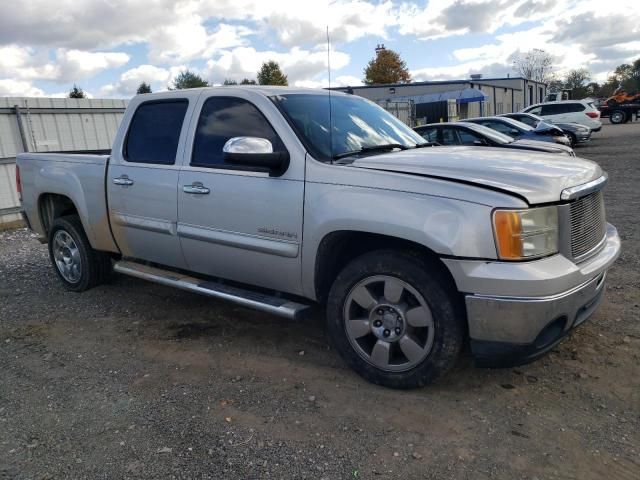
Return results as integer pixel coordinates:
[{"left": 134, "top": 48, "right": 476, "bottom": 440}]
[{"left": 512, "top": 49, "right": 554, "bottom": 82}]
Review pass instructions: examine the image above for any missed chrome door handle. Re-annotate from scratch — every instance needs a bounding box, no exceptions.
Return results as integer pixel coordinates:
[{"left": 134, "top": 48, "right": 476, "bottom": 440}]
[
  {"left": 183, "top": 183, "right": 210, "bottom": 194},
  {"left": 113, "top": 176, "right": 134, "bottom": 186}
]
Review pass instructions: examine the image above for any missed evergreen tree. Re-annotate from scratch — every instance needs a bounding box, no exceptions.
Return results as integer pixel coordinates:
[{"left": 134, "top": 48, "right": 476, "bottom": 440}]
[
  {"left": 257, "top": 61, "right": 288, "bottom": 86},
  {"left": 68, "top": 84, "right": 86, "bottom": 98},
  {"left": 170, "top": 70, "right": 210, "bottom": 89},
  {"left": 136, "top": 82, "right": 152, "bottom": 94}
]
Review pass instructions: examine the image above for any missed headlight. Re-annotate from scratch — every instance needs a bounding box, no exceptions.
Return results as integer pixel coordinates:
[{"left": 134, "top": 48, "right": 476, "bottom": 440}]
[{"left": 492, "top": 206, "right": 558, "bottom": 260}]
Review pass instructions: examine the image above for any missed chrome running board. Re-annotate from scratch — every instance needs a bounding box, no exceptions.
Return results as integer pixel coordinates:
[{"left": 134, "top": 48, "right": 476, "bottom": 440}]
[{"left": 113, "top": 260, "right": 311, "bottom": 320}]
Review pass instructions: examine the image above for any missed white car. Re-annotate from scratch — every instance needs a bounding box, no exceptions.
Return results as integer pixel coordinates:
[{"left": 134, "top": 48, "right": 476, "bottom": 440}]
[{"left": 522, "top": 100, "right": 602, "bottom": 132}]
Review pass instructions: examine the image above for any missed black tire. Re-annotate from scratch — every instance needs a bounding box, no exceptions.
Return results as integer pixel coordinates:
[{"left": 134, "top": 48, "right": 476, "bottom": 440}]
[
  {"left": 326, "top": 250, "right": 464, "bottom": 389},
  {"left": 567, "top": 132, "right": 577, "bottom": 147},
  {"left": 609, "top": 110, "right": 627, "bottom": 125},
  {"left": 48, "top": 215, "right": 112, "bottom": 292}
]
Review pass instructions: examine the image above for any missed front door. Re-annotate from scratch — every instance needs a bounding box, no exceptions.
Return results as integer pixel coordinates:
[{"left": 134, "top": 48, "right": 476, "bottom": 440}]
[
  {"left": 177, "top": 94, "right": 305, "bottom": 295},
  {"left": 107, "top": 98, "right": 191, "bottom": 268}
]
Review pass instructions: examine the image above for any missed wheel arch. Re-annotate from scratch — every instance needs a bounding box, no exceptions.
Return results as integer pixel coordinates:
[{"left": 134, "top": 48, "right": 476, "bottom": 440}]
[
  {"left": 313, "top": 230, "right": 461, "bottom": 305},
  {"left": 38, "top": 193, "right": 81, "bottom": 235}
]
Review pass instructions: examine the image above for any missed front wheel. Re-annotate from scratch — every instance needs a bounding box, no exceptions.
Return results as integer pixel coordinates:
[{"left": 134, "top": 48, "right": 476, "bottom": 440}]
[
  {"left": 326, "top": 250, "right": 464, "bottom": 389},
  {"left": 567, "top": 132, "right": 577, "bottom": 147},
  {"left": 48, "top": 215, "right": 112, "bottom": 292}
]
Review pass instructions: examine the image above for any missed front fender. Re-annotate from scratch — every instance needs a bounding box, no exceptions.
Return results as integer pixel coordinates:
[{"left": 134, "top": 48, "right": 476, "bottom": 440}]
[{"left": 301, "top": 182, "right": 498, "bottom": 299}]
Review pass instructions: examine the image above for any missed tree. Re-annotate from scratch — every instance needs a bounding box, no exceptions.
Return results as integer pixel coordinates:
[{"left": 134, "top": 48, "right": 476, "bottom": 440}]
[
  {"left": 68, "top": 84, "right": 86, "bottom": 98},
  {"left": 257, "top": 61, "right": 288, "bottom": 86},
  {"left": 223, "top": 79, "right": 238, "bottom": 85},
  {"left": 170, "top": 70, "right": 210, "bottom": 90},
  {"left": 564, "top": 68, "right": 590, "bottom": 98},
  {"left": 613, "top": 59, "right": 640, "bottom": 92},
  {"left": 512, "top": 49, "right": 554, "bottom": 83},
  {"left": 363, "top": 45, "right": 411, "bottom": 85},
  {"left": 136, "top": 82, "right": 152, "bottom": 94},
  {"left": 240, "top": 78, "right": 257, "bottom": 85}
]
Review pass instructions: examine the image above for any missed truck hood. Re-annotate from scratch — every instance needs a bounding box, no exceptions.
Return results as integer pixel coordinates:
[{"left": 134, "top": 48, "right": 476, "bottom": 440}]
[{"left": 349, "top": 147, "right": 602, "bottom": 204}]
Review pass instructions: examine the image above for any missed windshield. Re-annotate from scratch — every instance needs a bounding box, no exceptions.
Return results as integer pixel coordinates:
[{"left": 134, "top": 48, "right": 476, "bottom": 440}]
[
  {"left": 271, "top": 93, "right": 425, "bottom": 161},
  {"left": 457, "top": 122, "right": 515, "bottom": 144}
]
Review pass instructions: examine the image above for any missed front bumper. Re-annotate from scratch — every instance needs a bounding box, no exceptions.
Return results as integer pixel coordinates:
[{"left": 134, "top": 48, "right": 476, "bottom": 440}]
[
  {"left": 591, "top": 125, "right": 602, "bottom": 132},
  {"left": 575, "top": 131, "right": 591, "bottom": 143},
  {"left": 443, "top": 224, "right": 621, "bottom": 366}
]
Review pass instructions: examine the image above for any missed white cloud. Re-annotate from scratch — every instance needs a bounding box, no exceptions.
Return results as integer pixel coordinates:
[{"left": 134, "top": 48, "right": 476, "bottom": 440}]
[
  {"left": 0, "top": 79, "right": 45, "bottom": 96},
  {"left": 0, "top": 45, "right": 129, "bottom": 84},
  {"left": 99, "top": 64, "right": 191, "bottom": 97},
  {"left": 204, "top": 46, "right": 350, "bottom": 84},
  {"left": 55, "top": 49, "right": 130, "bottom": 81}
]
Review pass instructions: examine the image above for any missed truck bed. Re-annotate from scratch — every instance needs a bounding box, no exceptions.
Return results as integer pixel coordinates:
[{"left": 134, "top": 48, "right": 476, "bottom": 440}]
[{"left": 16, "top": 152, "right": 119, "bottom": 253}]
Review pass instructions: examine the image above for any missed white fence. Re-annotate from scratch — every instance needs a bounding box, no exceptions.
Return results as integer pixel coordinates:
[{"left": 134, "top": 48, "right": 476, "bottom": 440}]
[{"left": 0, "top": 97, "right": 127, "bottom": 228}]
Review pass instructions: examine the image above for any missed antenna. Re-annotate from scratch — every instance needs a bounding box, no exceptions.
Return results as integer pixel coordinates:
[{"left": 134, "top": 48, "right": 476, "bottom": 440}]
[{"left": 326, "top": 25, "right": 333, "bottom": 163}]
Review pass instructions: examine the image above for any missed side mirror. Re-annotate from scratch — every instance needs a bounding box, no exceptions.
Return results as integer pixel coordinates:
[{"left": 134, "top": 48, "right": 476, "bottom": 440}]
[{"left": 223, "top": 137, "right": 290, "bottom": 176}]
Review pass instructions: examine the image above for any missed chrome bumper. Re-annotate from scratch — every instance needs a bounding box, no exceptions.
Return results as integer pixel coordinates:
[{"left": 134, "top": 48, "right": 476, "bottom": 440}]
[
  {"left": 465, "top": 270, "right": 607, "bottom": 345},
  {"left": 444, "top": 223, "right": 620, "bottom": 349}
]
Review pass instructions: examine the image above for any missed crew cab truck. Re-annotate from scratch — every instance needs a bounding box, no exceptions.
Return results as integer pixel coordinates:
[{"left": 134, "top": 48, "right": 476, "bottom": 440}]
[{"left": 17, "top": 87, "right": 621, "bottom": 389}]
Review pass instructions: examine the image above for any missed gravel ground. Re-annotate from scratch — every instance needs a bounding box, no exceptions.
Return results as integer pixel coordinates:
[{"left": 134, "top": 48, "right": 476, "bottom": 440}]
[{"left": 1, "top": 123, "right": 639, "bottom": 480}]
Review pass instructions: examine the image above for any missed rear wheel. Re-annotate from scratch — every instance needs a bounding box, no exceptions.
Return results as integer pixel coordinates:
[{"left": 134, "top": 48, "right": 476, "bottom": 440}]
[
  {"left": 610, "top": 110, "right": 627, "bottom": 124},
  {"left": 48, "top": 215, "right": 112, "bottom": 292},
  {"left": 326, "top": 250, "right": 464, "bottom": 389}
]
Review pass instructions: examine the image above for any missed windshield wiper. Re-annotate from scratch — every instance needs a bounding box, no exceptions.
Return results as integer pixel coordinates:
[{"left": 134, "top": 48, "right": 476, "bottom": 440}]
[
  {"left": 414, "top": 142, "right": 437, "bottom": 148},
  {"left": 332, "top": 143, "right": 409, "bottom": 160}
]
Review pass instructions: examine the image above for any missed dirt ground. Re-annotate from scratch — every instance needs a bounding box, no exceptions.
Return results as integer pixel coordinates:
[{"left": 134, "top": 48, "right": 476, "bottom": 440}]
[{"left": 1, "top": 122, "right": 639, "bottom": 480}]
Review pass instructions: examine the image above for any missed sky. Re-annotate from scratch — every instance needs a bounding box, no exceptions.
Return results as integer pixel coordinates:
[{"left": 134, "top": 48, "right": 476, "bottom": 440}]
[{"left": 0, "top": 0, "right": 639, "bottom": 98}]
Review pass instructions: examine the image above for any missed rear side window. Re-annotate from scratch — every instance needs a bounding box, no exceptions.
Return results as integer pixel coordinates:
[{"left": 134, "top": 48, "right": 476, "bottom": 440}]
[
  {"left": 192, "top": 97, "right": 285, "bottom": 168},
  {"left": 566, "top": 103, "right": 585, "bottom": 112},
  {"left": 526, "top": 106, "right": 542, "bottom": 115},
  {"left": 125, "top": 100, "right": 188, "bottom": 164}
]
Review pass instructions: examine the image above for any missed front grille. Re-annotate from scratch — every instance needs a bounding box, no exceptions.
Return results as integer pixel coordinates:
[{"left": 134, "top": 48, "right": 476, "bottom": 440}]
[{"left": 569, "top": 191, "right": 606, "bottom": 259}]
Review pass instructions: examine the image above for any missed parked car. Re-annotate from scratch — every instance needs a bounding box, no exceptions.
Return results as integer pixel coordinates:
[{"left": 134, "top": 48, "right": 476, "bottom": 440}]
[
  {"left": 414, "top": 122, "right": 575, "bottom": 156},
  {"left": 16, "top": 87, "right": 620, "bottom": 389},
  {"left": 500, "top": 112, "right": 591, "bottom": 147},
  {"left": 464, "top": 116, "right": 572, "bottom": 147},
  {"left": 521, "top": 100, "right": 602, "bottom": 132}
]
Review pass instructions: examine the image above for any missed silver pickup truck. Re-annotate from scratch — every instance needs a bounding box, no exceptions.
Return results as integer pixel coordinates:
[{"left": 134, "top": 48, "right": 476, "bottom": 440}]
[{"left": 16, "top": 87, "right": 620, "bottom": 389}]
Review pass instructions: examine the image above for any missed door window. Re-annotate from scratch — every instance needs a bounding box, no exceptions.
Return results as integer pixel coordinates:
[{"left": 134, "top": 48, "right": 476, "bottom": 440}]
[
  {"left": 191, "top": 97, "right": 285, "bottom": 168},
  {"left": 417, "top": 128, "right": 438, "bottom": 142},
  {"left": 440, "top": 128, "right": 460, "bottom": 145},
  {"left": 457, "top": 129, "right": 482, "bottom": 145},
  {"left": 513, "top": 115, "right": 536, "bottom": 127},
  {"left": 480, "top": 121, "right": 518, "bottom": 136},
  {"left": 124, "top": 100, "right": 188, "bottom": 164}
]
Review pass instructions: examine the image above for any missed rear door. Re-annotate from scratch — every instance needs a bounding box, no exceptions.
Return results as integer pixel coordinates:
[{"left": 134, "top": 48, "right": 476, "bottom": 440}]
[
  {"left": 540, "top": 103, "right": 567, "bottom": 122},
  {"left": 176, "top": 92, "right": 305, "bottom": 295},
  {"left": 107, "top": 96, "right": 196, "bottom": 268}
]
